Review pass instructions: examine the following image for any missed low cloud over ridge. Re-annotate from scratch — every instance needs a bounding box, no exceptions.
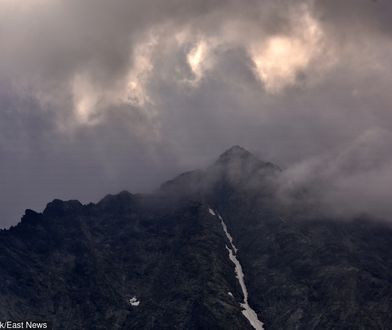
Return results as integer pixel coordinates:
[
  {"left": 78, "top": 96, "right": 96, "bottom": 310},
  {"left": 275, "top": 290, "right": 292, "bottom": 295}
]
[{"left": 1, "top": 0, "right": 392, "bottom": 226}]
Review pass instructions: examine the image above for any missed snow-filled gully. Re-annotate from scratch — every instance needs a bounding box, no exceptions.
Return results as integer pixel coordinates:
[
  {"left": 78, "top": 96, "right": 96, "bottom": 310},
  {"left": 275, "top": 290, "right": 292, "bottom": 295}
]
[{"left": 209, "top": 208, "right": 264, "bottom": 330}]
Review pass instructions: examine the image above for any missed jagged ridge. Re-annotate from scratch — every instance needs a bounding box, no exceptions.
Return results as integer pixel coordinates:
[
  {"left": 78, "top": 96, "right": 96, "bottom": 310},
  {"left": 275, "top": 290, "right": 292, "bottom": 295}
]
[{"left": 1, "top": 146, "right": 392, "bottom": 329}]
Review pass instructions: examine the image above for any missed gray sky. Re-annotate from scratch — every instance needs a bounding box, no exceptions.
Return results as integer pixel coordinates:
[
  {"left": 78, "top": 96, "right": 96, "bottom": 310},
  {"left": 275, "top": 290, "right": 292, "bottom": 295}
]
[{"left": 1, "top": 0, "right": 392, "bottom": 227}]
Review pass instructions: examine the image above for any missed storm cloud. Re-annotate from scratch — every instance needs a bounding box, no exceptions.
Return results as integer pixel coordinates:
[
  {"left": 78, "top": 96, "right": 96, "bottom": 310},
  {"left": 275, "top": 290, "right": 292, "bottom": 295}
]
[{"left": 1, "top": 0, "right": 392, "bottom": 227}]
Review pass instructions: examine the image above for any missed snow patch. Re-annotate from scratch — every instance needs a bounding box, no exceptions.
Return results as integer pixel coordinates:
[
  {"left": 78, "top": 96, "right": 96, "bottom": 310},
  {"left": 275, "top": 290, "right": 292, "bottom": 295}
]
[
  {"left": 208, "top": 208, "right": 216, "bottom": 216},
  {"left": 220, "top": 217, "right": 238, "bottom": 253},
  {"left": 129, "top": 297, "right": 140, "bottom": 307},
  {"left": 217, "top": 210, "right": 264, "bottom": 330},
  {"left": 228, "top": 292, "right": 234, "bottom": 297}
]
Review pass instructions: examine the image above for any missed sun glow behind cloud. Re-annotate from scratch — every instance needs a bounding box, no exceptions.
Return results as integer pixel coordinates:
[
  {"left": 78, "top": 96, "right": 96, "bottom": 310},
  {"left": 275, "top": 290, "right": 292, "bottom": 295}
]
[
  {"left": 72, "top": 74, "right": 99, "bottom": 124},
  {"left": 69, "top": 29, "right": 220, "bottom": 125},
  {"left": 187, "top": 39, "right": 211, "bottom": 84},
  {"left": 249, "top": 6, "right": 324, "bottom": 93},
  {"left": 71, "top": 34, "right": 158, "bottom": 125},
  {"left": 126, "top": 34, "right": 157, "bottom": 107},
  {"left": 3, "top": 1, "right": 335, "bottom": 129}
]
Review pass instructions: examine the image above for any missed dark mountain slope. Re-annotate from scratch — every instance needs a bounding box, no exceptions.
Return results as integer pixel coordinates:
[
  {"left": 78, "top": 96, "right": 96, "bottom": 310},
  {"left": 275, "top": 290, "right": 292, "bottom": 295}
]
[
  {"left": 214, "top": 199, "right": 392, "bottom": 330},
  {"left": 1, "top": 146, "right": 392, "bottom": 329},
  {"left": 160, "top": 146, "right": 392, "bottom": 329},
  {"left": 0, "top": 193, "right": 252, "bottom": 329}
]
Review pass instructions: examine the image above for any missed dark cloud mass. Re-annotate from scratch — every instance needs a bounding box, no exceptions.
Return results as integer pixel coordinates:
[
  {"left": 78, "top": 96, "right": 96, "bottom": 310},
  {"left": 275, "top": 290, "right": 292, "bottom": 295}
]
[{"left": 0, "top": 0, "right": 392, "bottom": 227}]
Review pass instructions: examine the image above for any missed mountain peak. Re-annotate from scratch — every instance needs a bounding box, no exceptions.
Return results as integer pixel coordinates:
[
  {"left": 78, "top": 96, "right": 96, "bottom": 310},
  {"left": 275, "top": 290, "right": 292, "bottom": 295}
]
[
  {"left": 217, "top": 145, "right": 254, "bottom": 162},
  {"left": 160, "top": 145, "right": 280, "bottom": 196},
  {"left": 215, "top": 145, "right": 281, "bottom": 173}
]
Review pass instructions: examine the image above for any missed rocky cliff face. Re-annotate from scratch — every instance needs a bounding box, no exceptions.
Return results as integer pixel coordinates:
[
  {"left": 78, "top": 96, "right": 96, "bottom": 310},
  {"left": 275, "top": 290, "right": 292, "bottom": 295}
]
[
  {"left": 0, "top": 194, "right": 253, "bottom": 329},
  {"left": 1, "top": 146, "right": 392, "bottom": 329}
]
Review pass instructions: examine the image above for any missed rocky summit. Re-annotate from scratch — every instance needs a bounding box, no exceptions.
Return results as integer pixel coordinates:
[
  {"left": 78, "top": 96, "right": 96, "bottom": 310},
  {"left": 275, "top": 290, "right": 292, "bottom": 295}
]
[{"left": 1, "top": 146, "right": 392, "bottom": 329}]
